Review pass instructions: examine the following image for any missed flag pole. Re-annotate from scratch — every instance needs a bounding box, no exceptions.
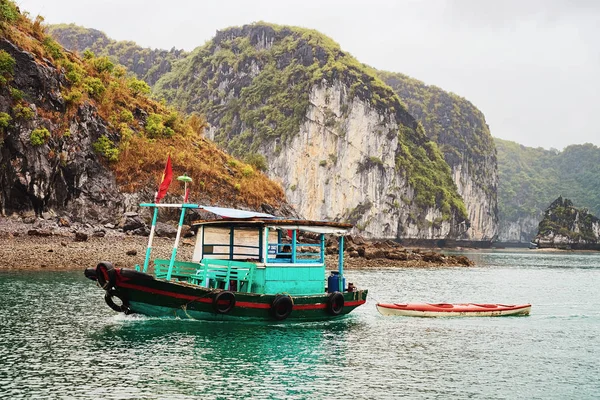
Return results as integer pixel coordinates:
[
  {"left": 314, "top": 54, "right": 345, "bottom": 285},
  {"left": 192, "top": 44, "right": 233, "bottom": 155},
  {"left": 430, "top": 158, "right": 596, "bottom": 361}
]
[
  {"left": 166, "top": 174, "right": 193, "bottom": 281},
  {"left": 143, "top": 155, "right": 173, "bottom": 273},
  {"left": 142, "top": 207, "right": 158, "bottom": 273}
]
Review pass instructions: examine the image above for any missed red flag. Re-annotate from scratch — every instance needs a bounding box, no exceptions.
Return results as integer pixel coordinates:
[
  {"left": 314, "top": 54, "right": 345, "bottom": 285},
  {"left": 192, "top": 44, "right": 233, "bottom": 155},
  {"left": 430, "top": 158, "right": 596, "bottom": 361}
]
[
  {"left": 183, "top": 187, "right": 190, "bottom": 203},
  {"left": 155, "top": 155, "right": 173, "bottom": 203}
]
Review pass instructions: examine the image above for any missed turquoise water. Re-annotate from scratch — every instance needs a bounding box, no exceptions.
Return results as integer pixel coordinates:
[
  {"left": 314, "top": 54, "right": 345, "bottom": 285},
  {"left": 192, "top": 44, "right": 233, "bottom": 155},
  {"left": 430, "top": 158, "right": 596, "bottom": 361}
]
[{"left": 1, "top": 250, "right": 599, "bottom": 399}]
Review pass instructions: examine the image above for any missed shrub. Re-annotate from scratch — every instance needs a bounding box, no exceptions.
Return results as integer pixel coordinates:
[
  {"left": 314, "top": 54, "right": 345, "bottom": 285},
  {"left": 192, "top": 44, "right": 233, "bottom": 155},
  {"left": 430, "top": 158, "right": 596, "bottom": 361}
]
[
  {"left": 119, "top": 109, "right": 134, "bottom": 123},
  {"left": 128, "top": 78, "right": 150, "bottom": 95},
  {"left": 368, "top": 156, "right": 383, "bottom": 165},
  {"left": 63, "top": 88, "right": 82, "bottom": 105},
  {"left": 163, "top": 111, "right": 179, "bottom": 128},
  {"left": 244, "top": 153, "right": 268, "bottom": 171},
  {"left": 145, "top": 113, "right": 173, "bottom": 138},
  {"left": 42, "top": 37, "right": 63, "bottom": 60},
  {"left": 82, "top": 49, "right": 95, "bottom": 60},
  {"left": 0, "top": 50, "right": 15, "bottom": 78},
  {"left": 0, "top": 112, "right": 11, "bottom": 130},
  {"left": 145, "top": 113, "right": 163, "bottom": 137},
  {"left": 30, "top": 128, "right": 50, "bottom": 146},
  {"left": 93, "top": 135, "right": 119, "bottom": 162},
  {"left": 319, "top": 160, "right": 327, "bottom": 167},
  {"left": 0, "top": 1, "right": 18, "bottom": 23},
  {"left": 92, "top": 56, "right": 114, "bottom": 74},
  {"left": 119, "top": 123, "right": 133, "bottom": 140},
  {"left": 83, "top": 77, "right": 105, "bottom": 99},
  {"left": 113, "top": 65, "right": 127, "bottom": 78},
  {"left": 10, "top": 87, "right": 23, "bottom": 101},
  {"left": 13, "top": 104, "right": 34, "bottom": 120},
  {"left": 241, "top": 165, "right": 254, "bottom": 177},
  {"left": 63, "top": 61, "right": 84, "bottom": 85}
]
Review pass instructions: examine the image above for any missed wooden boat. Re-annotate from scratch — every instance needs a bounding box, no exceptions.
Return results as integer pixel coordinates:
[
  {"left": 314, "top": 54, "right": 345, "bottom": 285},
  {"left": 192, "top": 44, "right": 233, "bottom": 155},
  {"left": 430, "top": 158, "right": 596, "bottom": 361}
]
[
  {"left": 85, "top": 202, "right": 367, "bottom": 322},
  {"left": 376, "top": 302, "right": 531, "bottom": 317}
]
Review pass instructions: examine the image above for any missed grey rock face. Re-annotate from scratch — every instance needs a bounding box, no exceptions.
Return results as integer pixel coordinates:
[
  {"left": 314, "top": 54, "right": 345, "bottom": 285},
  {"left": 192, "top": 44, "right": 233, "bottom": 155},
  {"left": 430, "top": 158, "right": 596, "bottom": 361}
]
[{"left": 0, "top": 38, "right": 125, "bottom": 225}]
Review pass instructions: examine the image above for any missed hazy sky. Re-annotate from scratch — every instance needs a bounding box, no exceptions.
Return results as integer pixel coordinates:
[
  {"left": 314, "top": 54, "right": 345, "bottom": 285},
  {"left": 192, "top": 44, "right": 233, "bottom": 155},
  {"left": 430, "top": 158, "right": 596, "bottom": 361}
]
[{"left": 16, "top": 0, "right": 600, "bottom": 150}]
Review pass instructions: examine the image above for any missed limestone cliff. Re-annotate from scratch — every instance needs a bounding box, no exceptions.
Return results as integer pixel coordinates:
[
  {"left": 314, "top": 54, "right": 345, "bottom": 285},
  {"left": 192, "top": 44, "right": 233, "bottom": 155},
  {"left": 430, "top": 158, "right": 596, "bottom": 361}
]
[
  {"left": 535, "top": 197, "right": 600, "bottom": 249},
  {"left": 154, "top": 23, "right": 469, "bottom": 239},
  {"left": 0, "top": 3, "right": 286, "bottom": 226},
  {"left": 378, "top": 72, "right": 497, "bottom": 241},
  {"left": 497, "top": 216, "right": 540, "bottom": 243}
]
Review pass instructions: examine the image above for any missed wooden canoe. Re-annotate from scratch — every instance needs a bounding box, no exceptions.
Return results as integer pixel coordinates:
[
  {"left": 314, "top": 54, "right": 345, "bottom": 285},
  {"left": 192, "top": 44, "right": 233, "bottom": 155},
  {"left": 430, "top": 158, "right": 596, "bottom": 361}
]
[{"left": 376, "top": 302, "right": 531, "bottom": 317}]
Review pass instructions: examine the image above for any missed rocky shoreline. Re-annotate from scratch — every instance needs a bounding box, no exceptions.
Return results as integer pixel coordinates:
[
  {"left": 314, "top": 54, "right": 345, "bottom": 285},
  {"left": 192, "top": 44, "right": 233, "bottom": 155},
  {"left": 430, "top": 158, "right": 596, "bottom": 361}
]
[{"left": 0, "top": 216, "right": 473, "bottom": 271}]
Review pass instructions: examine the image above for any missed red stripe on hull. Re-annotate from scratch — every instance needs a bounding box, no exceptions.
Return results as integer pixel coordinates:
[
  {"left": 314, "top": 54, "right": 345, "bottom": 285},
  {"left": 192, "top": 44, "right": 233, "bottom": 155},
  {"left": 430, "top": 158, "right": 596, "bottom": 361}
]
[{"left": 117, "top": 279, "right": 365, "bottom": 311}]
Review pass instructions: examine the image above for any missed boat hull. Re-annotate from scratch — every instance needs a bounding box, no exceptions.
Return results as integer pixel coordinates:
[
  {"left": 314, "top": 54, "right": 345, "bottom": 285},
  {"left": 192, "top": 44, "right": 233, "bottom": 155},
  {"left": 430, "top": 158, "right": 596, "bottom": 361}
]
[
  {"left": 376, "top": 303, "right": 531, "bottom": 317},
  {"left": 94, "top": 266, "right": 367, "bottom": 322}
]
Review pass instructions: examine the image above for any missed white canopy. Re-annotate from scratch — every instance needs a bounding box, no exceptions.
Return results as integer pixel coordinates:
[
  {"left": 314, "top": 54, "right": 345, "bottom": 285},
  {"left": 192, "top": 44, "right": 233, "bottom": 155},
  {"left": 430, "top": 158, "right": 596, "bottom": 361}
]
[
  {"left": 200, "top": 206, "right": 275, "bottom": 219},
  {"left": 267, "top": 224, "right": 351, "bottom": 235}
]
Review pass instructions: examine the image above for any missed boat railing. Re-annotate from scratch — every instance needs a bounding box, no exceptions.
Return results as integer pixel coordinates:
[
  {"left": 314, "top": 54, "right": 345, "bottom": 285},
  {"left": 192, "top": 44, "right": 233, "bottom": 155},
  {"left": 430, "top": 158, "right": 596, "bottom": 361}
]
[
  {"left": 190, "top": 259, "right": 256, "bottom": 292},
  {"left": 153, "top": 259, "right": 199, "bottom": 281}
]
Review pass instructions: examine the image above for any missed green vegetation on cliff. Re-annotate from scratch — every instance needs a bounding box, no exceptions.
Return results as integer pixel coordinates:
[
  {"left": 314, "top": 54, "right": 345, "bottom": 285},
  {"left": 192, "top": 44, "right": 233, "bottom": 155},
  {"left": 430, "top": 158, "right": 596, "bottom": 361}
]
[
  {"left": 0, "top": 1, "right": 283, "bottom": 208},
  {"left": 537, "top": 196, "right": 599, "bottom": 243},
  {"left": 154, "top": 23, "right": 412, "bottom": 152},
  {"left": 378, "top": 71, "right": 496, "bottom": 187},
  {"left": 496, "top": 138, "right": 600, "bottom": 223},
  {"left": 47, "top": 23, "right": 187, "bottom": 86}
]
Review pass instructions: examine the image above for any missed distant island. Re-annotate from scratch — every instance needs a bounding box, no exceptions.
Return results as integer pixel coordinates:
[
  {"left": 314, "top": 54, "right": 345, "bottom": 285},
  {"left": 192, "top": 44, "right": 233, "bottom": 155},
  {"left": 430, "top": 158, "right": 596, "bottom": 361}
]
[
  {"left": 534, "top": 196, "right": 600, "bottom": 250},
  {"left": 496, "top": 139, "right": 600, "bottom": 244}
]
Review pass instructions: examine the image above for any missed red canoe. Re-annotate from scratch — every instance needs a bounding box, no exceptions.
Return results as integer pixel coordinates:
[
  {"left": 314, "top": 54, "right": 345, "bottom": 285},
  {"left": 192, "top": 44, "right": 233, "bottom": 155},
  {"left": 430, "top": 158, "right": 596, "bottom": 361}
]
[{"left": 376, "top": 303, "right": 531, "bottom": 317}]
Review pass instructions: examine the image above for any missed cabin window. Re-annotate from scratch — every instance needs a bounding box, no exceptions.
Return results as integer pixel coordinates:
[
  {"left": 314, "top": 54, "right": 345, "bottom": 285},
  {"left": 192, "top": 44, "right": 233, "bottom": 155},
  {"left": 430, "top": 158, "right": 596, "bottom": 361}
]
[
  {"left": 266, "top": 228, "right": 324, "bottom": 264},
  {"left": 200, "top": 226, "right": 262, "bottom": 261}
]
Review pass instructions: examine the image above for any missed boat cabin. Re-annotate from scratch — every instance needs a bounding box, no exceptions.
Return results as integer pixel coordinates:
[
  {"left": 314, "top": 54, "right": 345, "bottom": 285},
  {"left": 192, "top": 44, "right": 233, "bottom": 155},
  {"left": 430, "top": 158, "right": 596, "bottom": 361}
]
[
  {"left": 140, "top": 203, "right": 352, "bottom": 297},
  {"left": 189, "top": 219, "right": 351, "bottom": 295}
]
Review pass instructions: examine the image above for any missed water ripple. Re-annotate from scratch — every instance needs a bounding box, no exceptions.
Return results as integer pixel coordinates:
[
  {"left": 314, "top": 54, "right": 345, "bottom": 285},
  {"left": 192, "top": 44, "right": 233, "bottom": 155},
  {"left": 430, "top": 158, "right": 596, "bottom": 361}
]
[{"left": 1, "top": 251, "right": 600, "bottom": 399}]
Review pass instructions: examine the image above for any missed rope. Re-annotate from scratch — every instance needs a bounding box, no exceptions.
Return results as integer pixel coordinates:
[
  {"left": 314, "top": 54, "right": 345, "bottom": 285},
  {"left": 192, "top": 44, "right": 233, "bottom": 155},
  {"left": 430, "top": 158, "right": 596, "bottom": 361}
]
[{"left": 179, "top": 290, "right": 216, "bottom": 319}]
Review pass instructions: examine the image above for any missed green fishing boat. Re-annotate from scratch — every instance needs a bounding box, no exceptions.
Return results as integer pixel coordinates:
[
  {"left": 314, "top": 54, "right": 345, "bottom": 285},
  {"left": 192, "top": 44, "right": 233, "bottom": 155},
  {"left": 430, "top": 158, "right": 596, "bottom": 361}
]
[{"left": 85, "top": 202, "right": 368, "bottom": 321}]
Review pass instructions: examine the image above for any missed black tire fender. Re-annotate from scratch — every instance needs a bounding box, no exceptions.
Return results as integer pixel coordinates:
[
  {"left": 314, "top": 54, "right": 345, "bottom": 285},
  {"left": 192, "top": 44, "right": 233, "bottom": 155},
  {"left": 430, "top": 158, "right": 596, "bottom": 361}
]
[
  {"left": 213, "top": 291, "right": 236, "bottom": 314},
  {"left": 84, "top": 267, "right": 97, "bottom": 281},
  {"left": 96, "top": 262, "right": 116, "bottom": 290},
  {"left": 270, "top": 295, "right": 293, "bottom": 321},
  {"left": 326, "top": 292, "right": 345, "bottom": 316},
  {"left": 104, "top": 289, "right": 129, "bottom": 313}
]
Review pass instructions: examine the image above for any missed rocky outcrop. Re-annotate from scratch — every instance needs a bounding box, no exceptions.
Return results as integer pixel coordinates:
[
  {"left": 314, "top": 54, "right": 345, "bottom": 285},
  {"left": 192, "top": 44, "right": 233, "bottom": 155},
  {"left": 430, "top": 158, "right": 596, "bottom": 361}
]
[
  {"left": 155, "top": 23, "right": 469, "bottom": 240},
  {"left": 327, "top": 235, "right": 473, "bottom": 267},
  {"left": 534, "top": 196, "right": 600, "bottom": 249},
  {"left": 379, "top": 72, "right": 498, "bottom": 241},
  {"left": 0, "top": 38, "right": 124, "bottom": 223}
]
